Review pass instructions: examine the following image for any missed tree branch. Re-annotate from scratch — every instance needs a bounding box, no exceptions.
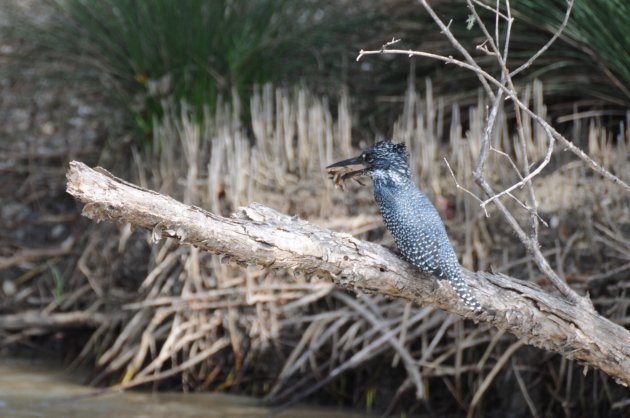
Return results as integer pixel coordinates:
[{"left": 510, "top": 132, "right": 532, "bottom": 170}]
[
  {"left": 358, "top": 0, "right": 617, "bottom": 309},
  {"left": 66, "top": 161, "right": 630, "bottom": 387}
]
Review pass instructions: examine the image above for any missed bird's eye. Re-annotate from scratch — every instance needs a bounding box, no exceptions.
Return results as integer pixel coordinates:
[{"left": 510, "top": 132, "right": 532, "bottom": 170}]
[{"left": 364, "top": 154, "right": 374, "bottom": 163}]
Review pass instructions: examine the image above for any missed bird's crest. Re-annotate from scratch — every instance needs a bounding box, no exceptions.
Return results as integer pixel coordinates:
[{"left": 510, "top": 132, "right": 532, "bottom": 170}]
[{"left": 363, "top": 140, "right": 411, "bottom": 180}]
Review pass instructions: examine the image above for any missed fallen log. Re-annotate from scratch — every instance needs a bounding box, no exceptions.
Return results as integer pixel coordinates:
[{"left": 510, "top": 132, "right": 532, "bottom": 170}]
[{"left": 65, "top": 160, "right": 630, "bottom": 387}]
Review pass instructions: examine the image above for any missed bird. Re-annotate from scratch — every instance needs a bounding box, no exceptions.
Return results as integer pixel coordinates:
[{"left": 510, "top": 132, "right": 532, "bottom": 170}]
[{"left": 327, "top": 140, "right": 481, "bottom": 311}]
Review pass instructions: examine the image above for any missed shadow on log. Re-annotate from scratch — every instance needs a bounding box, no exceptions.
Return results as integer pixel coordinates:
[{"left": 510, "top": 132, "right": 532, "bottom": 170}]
[{"left": 65, "top": 160, "right": 630, "bottom": 387}]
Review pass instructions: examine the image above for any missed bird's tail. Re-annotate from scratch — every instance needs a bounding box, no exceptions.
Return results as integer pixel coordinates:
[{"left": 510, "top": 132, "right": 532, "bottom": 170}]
[{"left": 450, "top": 271, "right": 482, "bottom": 311}]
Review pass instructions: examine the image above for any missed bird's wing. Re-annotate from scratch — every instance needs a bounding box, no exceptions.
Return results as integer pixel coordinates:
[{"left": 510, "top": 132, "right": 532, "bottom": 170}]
[{"left": 396, "top": 221, "right": 446, "bottom": 278}]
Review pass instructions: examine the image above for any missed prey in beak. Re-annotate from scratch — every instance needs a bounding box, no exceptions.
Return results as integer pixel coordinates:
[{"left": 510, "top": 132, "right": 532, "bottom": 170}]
[{"left": 326, "top": 155, "right": 367, "bottom": 191}]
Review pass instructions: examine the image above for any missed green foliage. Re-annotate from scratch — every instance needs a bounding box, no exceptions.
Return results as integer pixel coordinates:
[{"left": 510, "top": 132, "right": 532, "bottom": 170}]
[
  {"left": 48, "top": 262, "right": 64, "bottom": 303},
  {"left": 365, "top": 386, "right": 375, "bottom": 413},
  {"left": 43, "top": 0, "right": 362, "bottom": 134},
  {"left": 377, "top": 0, "right": 630, "bottom": 118},
  {"left": 512, "top": 0, "right": 630, "bottom": 106}
]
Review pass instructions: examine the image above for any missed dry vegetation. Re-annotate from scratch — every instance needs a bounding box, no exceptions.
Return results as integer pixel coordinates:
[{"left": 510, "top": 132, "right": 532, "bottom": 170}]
[
  {"left": 3, "top": 1, "right": 630, "bottom": 415},
  {"left": 30, "top": 81, "right": 630, "bottom": 414}
]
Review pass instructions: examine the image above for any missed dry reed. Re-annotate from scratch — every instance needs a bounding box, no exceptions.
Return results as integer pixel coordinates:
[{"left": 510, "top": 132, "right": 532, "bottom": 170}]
[{"left": 13, "top": 80, "right": 630, "bottom": 414}]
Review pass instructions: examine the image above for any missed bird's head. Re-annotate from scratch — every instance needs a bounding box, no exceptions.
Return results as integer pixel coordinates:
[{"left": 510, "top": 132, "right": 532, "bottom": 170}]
[{"left": 327, "top": 141, "right": 412, "bottom": 184}]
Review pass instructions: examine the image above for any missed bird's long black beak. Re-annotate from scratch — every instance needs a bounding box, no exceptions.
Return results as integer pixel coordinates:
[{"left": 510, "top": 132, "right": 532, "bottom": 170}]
[
  {"left": 326, "top": 155, "right": 363, "bottom": 169},
  {"left": 326, "top": 155, "right": 367, "bottom": 183}
]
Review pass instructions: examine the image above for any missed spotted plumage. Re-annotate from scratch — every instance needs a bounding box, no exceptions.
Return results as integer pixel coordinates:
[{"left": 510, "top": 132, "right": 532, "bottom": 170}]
[{"left": 328, "top": 141, "right": 481, "bottom": 311}]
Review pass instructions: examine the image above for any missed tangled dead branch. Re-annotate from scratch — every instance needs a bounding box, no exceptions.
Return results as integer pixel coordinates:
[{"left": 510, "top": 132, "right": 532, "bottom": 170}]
[
  {"left": 66, "top": 161, "right": 630, "bottom": 387},
  {"left": 357, "top": 0, "right": 630, "bottom": 316}
]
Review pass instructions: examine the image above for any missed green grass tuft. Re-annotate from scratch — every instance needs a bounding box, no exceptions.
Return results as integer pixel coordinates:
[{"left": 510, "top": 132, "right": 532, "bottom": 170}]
[
  {"left": 41, "top": 0, "right": 366, "bottom": 137},
  {"left": 512, "top": 0, "right": 630, "bottom": 106}
]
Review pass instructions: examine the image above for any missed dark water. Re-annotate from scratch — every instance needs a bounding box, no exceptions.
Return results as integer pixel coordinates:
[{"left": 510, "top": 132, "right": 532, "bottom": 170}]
[{"left": 0, "top": 358, "right": 370, "bottom": 418}]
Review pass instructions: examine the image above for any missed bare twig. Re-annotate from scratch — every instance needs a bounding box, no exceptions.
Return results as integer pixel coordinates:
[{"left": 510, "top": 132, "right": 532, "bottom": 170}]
[
  {"left": 417, "top": 0, "right": 496, "bottom": 100},
  {"left": 512, "top": 358, "right": 540, "bottom": 418},
  {"left": 115, "top": 338, "right": 230, "bottom": 391},
  {"left": 0, "top": 310, "right": 108, "bottom": 331},
  {"left": 443, "top": 157, "right": 488, "bottom": 217},
  {"left": 333, "top": 291, "right": 424, "bottom": 398},
  {"left": 479, "top": 127, "right": 554, "bottom": 209},
  {"left": 357, "top": 48, "right": 494, "bottom": 80},
  {"left": 471, "top": 80, "right": 582, "bottom": 306},
  {"left": 470, "top": 0, "right": 509, "bottom": 22},
  {"left": 467, "top": 0, "right": 544, "bottom": 240},
  {"left": 510, "top": 0, "right": 575, "bottom": 77},
  {"left": 0, "top": 236, "right": 74, "bottom": 270},
  {"left": 468, "top": 340, "right": 525, "bottom": 417}
]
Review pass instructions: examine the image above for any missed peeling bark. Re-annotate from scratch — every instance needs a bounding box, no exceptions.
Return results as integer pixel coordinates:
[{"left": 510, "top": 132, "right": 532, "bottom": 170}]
[{"left": 66, "top": 161, "right": 630, "bottom": 387}]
